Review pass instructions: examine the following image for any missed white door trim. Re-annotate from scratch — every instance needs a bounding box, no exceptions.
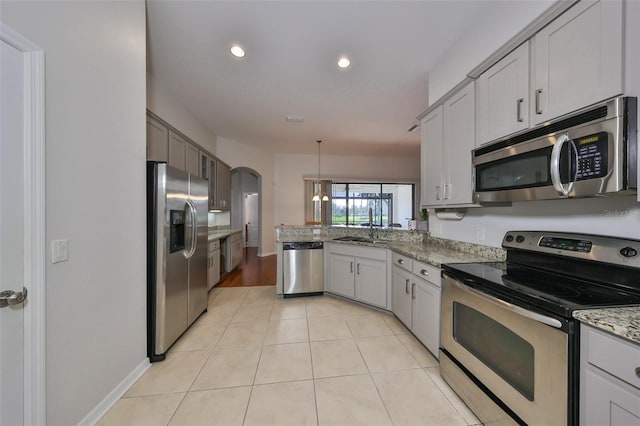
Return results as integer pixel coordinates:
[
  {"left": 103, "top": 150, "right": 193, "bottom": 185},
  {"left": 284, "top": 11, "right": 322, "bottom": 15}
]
[{"left": 1, "top": 23, "right": 47, "bottom": 426}]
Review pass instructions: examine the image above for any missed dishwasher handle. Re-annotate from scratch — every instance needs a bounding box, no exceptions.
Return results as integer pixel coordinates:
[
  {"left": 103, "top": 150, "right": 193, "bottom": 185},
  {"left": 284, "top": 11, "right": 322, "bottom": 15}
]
[{"left": 283, "top": 242, "right": 324, "bottom": 250}]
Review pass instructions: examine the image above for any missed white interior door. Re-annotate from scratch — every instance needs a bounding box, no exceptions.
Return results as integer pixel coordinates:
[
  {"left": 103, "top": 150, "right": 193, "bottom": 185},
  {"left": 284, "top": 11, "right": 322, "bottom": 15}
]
[
  {"left": 244, "top": 193, "right": 259, "bottom": 248},
  {"left": 1, "top": 24, "right": 46, "bottom": 425},
  {"left": 1, "top": 38, "right": 26, "bottom": 426}
]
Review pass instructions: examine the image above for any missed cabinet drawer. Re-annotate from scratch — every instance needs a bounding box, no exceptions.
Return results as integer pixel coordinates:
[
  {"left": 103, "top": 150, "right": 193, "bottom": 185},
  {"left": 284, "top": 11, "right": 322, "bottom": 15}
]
[
  {"left": 584, "top": 325, "right": 640, "bottom": 390},
  {"left": 412, "top": 260, "right": 441, "bottom": 287},
  {"left": 208, "top": 240, "right": 220, "bottom": 251},
  {"left": 391, "top": 252, "right": 413, "bottom": 272}
]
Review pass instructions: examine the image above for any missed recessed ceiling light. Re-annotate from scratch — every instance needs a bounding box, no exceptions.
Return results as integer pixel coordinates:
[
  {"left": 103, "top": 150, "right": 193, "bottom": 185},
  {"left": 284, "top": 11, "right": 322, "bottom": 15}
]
[
  {"left": 230, "top": 45, "right": 245, "bottom": 58},
  {"left": 337, "top": 56, "right": 351, "bottom": 68}
]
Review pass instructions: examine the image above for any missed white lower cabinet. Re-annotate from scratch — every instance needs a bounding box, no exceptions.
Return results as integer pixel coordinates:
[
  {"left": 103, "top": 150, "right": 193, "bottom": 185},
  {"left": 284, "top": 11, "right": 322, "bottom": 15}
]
[
  {"left": 580, "top": 324, "right": 640, "bottom": 426},
  {"left": 391, "top": 265, "right": 413, "bottom": 327},
  {"left": 391, "top": 252, "right": 441, "bottom": 358},
  {"left": 324, "top": 243, "right": 389, "bottom": 309},
  {"left": 208, "top": 240, "right": 220, "bottom": 290}
]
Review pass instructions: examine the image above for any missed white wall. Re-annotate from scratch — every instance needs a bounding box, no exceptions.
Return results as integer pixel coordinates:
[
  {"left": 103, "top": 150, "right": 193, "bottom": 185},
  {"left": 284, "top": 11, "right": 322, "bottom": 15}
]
[
  {"left": 217, "top": 137, "right": 277, "bottom": 256},
  {"left": 2, "top": 2, "right": 147, "bottom": 424},
  {"left": 147, "top": 71, "right": 217, "bottom": 154},
  {"left": 274, "top": 153, "right": 420, "bottom": 227},
  {"left": 430, "top": 197, "right": 640, "bottom": 247},
  {"left": 428, "top": 0, "right": 554, "bottom": 104}
]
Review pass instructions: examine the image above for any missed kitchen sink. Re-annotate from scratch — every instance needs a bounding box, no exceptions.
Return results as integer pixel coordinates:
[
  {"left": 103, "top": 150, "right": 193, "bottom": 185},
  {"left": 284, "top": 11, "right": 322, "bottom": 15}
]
[{"left": 332, "top": 236, "right": 392, "bottom": 245}]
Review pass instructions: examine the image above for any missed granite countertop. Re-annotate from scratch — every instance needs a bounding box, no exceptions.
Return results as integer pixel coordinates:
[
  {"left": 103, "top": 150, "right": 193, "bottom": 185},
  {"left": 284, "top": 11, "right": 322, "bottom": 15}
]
[
  {"left": 573, "top": 307, "right": 640, "bottom": 345},
  {"left": 208, "top": 228, "right": 242, "bottom": 241},
  {"left": 277, "top": 236, "right": 503, "bottom": 268}
]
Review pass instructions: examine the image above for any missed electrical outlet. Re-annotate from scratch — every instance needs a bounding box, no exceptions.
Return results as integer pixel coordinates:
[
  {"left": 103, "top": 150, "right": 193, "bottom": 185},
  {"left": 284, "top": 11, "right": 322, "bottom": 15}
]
[
  {"left": 476, "top": 227, "right": 486, "bottom": 241},
  {"left": 51, "top": 239, "right": 69, "bottom": 263},
  {"left": 312, "top": 229, "right": 320, "bottom": 236}
]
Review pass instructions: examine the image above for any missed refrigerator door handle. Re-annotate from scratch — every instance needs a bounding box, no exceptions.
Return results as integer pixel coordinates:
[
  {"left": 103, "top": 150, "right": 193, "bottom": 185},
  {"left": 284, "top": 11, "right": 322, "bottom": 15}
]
[{"left": 185, "top": 199, "right": 198, "bottom": 259}]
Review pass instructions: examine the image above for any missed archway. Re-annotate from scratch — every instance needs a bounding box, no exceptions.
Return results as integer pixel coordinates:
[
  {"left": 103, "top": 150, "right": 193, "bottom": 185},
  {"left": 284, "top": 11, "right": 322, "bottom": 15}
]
[{"left": 230, "top": 167, "right": 263, "bottom": 255}]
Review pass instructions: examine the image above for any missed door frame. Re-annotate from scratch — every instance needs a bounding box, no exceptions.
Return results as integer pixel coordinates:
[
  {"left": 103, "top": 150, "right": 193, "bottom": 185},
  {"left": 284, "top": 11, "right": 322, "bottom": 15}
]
[{"left": 1, "top": 23, "right": 47, "bottom": 425}]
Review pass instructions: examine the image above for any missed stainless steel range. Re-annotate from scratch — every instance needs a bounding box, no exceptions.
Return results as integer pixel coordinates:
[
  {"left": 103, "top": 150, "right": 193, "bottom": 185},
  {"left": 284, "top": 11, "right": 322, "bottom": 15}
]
[{"left": 440, "top": 231, "right": 640, "bottom": 426}]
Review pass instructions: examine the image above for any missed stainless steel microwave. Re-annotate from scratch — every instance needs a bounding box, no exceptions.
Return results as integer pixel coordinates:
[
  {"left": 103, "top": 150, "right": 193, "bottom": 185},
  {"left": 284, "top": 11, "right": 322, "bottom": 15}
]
[{"left": 472, "top": 96, "right": 637, "bottom": 203}]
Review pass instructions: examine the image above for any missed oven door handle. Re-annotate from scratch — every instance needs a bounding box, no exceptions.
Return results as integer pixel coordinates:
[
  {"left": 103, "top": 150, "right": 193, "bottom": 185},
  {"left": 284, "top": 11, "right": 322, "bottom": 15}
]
[{"left": 457, "top": 278, "right": 563, "bottom": 329}]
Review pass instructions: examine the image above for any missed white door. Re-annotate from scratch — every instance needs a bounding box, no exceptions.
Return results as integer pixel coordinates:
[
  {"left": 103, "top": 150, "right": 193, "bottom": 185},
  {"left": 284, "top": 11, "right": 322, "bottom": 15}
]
[
  {"left": 1, "top": 25, "right": 46, "bottom": 426},
  {"left": 244, "top": 193, "right": 259, "bottom": 247},
  {"left": 1, "top": 38, "right": 26, "bottom": 426}
]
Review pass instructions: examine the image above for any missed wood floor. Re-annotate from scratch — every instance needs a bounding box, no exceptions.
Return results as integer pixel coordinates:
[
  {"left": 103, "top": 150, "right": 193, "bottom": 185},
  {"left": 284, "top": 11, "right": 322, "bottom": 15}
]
[{"left": 217, "top": 247, "right": 277, "bottom": 287}]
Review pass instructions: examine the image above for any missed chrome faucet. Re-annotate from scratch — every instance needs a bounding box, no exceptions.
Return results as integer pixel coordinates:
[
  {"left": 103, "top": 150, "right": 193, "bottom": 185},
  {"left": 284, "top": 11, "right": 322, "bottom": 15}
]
[{"left": 368, "top": 207, "right": 374, "bottom": 240}]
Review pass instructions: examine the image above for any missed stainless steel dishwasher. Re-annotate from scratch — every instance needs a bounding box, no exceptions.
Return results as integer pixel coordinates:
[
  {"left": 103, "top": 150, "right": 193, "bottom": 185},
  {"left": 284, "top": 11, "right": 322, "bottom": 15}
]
[{"left": 282, "top": 241, "right": 324, "bottom": 297}]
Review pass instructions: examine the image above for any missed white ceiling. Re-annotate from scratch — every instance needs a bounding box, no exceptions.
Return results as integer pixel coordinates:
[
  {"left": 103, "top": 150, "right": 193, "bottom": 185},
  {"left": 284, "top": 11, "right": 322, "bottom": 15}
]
[{"left": 146, "top": 1, "right": 493, "bottom": 157}]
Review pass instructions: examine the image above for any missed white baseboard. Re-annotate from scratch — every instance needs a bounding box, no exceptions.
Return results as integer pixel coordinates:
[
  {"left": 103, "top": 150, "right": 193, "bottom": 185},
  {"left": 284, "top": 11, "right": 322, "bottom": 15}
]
[
  {"left": 258, "top": 251, "right": 276, "bottom": 257},
  {"left": 77, "top": 358, "right": 150, "bottom": 426}
]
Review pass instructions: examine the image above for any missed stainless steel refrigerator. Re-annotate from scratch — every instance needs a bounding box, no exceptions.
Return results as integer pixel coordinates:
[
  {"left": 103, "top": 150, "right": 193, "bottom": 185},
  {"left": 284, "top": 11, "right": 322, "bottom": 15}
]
[{"left": 147, "top": 161, "right": 208, "bottom": 362}]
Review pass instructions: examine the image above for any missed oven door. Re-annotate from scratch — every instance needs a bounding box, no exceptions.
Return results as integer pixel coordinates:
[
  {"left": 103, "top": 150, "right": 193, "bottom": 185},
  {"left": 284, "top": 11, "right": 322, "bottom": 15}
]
[{"left": 440, "top": 273, "right": 568, "bottom": 425}]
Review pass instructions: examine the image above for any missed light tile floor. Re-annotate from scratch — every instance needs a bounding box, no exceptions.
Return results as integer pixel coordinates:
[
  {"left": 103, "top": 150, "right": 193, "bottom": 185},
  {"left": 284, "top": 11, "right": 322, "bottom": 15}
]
[{"left": 98, "top": 286, "right": 481, "bottom": 426}]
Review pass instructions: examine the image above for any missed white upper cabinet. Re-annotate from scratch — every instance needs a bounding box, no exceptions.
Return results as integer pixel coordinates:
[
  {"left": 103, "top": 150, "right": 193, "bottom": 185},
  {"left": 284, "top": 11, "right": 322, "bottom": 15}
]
[
  {"left": 531, "top": 0, "right": 623, "bottom": 125},
  {"left": 420, "top": 106, "right": 443, "bottom": 207},
  {"left": 443, "top": 82, "right": 476, "bottom": 206},
  {"left": 420, "top": 81, "right": 477, "bottom": 208},
  {"left": 476, "top": 42, "right": 530, "bottom": 145}
]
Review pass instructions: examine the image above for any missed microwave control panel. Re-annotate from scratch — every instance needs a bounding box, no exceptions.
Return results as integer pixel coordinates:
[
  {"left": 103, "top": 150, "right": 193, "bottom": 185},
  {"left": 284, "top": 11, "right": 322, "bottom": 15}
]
[{"left": 574, "top": 132, "right": 608, "bottom": 181}]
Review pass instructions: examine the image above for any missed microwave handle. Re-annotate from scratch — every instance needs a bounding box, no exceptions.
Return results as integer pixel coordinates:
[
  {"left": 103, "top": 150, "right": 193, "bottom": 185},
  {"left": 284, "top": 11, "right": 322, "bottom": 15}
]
[{"left": 550, "top": 134, "right": 578, "bottom": 197}]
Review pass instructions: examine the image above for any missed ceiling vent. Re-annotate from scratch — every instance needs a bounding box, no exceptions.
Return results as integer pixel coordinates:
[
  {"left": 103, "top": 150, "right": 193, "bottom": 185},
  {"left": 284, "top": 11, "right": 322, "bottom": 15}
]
[{"left": 286, "top": 115, "right": 304, "bottom": 123}]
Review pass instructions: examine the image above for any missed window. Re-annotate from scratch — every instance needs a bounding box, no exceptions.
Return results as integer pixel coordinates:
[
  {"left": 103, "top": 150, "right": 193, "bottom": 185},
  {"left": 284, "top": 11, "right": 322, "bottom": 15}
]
[{"left": 331, "top": 182, "right": 415, "bottom": 228}]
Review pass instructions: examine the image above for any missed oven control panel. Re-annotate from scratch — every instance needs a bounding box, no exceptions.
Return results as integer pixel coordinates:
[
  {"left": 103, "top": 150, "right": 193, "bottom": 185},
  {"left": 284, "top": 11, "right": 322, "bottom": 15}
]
[
  {"left": 538, "top": 236, "right": 592, "bottom": 253},
  {"left": 502, "top": 231, "right": 640, "bottom": 267}
]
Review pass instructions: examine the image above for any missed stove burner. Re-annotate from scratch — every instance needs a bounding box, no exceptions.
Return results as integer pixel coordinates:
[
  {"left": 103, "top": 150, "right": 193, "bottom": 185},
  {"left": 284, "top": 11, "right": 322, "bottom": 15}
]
[{"left": 503, "top": 277, "right": 582, "bottom": 299}]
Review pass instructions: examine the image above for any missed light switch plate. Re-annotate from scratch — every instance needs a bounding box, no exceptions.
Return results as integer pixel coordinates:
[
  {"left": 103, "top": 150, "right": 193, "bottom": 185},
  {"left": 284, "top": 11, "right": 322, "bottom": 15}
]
[{"left": 51, "top": 239, "right": 69, "bottom": 263}]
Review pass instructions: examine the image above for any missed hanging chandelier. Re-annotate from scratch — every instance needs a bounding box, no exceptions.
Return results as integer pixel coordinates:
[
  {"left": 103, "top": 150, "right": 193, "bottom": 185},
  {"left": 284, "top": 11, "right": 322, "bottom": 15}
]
[{"left": 312, "top": 140, "right": 329, "bottom": 202}]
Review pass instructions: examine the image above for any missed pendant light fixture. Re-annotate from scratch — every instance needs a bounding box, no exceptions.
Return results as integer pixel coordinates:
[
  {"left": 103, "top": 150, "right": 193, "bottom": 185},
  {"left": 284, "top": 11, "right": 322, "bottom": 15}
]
[{"left": 312, "top": 140, "right": 329, "bottom": 202}]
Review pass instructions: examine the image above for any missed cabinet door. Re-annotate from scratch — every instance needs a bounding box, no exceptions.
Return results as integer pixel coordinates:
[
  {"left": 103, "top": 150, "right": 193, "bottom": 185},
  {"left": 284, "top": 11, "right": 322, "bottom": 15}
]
[
  {"left": 208, "top": 158, "right": 217, "bottom": 210},
  {"left": 146, "top": 116, "right": 168, "bottom": 161},
  {"left": 443, "top": 81, "right": 475, "bottom": 205},
  {"left": 185, "top": 142, "right": 200, "bottom": 176},
  {"left": 582, "top": 369, "right": 640, "bottom": 426},
  {"left": 355, "top": 256, "right": 387, "bottom": 308},
  {"left": 327, "top": 253, "right": 355, "bottom": 298},
  {"left": 477, "top": 42, "right": 529, "bottom": 145},
  {"left": 216, "top": 161, "right": 231, "bottom": 210},
  {"left": 411, "top": 277, "right": 440, "bottom": 358},
  {"left": 168, "top": 130, "right": 187, "bottom": 171},
  {"left": 532, "top": 0, "right": 623, "bottom": 125},
  {"left": 420, "top": 105, "right": 444, "bottom": 207},
  {"left": 391, "top": 265, "right": 412, "bottom": 328}
]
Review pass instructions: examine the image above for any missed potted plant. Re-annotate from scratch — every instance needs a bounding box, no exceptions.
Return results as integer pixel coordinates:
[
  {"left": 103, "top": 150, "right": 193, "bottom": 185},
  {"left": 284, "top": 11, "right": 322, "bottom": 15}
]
[{"left": 417, "top": 208, "right": 429, "bottom": 231}]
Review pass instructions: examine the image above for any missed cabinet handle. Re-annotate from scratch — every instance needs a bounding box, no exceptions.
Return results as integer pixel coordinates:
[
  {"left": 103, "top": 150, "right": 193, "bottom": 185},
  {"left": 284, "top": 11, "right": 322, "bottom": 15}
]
[
  {"left": 635, "top": 367, "right": 640, "bottom": 380},
  {"left": 357, "top": 263, "right": 360, "bottom": 275},
  {"left": 405, "top": 278, "right": 409, "bottom": 294},
  {"left": 516, "top": 98, "right": 524, "bottom": 122},
  {"left": 398, "top": 259, "right": 405, "bottom": 265},
  {"left": 436, "top": 185, "right": 441, "bottom": 201},
  {"left": 420, "top": 269, "right": 429, "bottom": 276},
  {"left": 535, "top": 89, "right": 543, "bottom": 115},
  {"left": 411, "top": 283, "right": 416, "bottom": 300},
  {"left": 350, "top": 262, "right": 354, "bottom": 273},
  {"left": 443, "top": 184, "right": 451, "bottom": 200}
]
